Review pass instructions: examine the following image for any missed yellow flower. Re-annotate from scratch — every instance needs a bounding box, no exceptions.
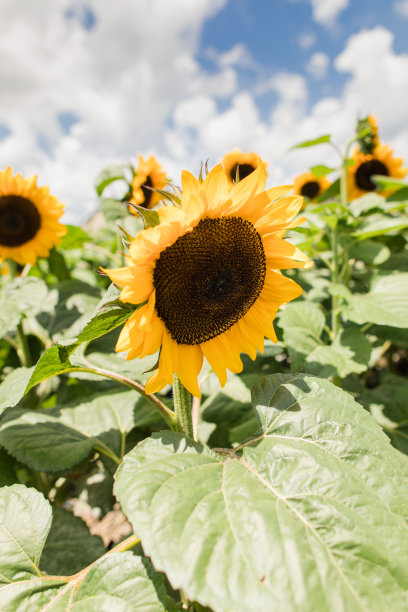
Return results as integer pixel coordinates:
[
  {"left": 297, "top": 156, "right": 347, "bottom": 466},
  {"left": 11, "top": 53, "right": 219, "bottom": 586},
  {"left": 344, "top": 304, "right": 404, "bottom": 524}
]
[
  {"left": 347, "top": 144, "right": 407, "bottom": 201},
  {"left": 130, "top": 155, "right": 167, "bottom": 211},
  {"left": 222, "top": 150, "right": 267, "bottom": 185},
  {"left": 104, "top": 165, "right": 310, "bottom": 398},
  {"left": 293, "top": 172, "right": 331, "bottom": 205},
  {"left": 0, "top": 167, "right": 66, "bottom": 266}
]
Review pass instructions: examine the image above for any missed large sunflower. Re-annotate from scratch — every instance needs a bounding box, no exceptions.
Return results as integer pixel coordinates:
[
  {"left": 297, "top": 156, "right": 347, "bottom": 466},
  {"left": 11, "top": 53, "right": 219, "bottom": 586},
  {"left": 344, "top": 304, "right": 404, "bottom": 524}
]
[
  {"left": 0, "top": 167, "right": 66, "bottom": 266},
  {"left": 293, "top": 172, "right": 331, "bottom": 205},
  {"left": 104, "top": 164, "right": 310, "bottom": 397},
  {"left": 222, "top": 150, "right": 267, "bottom": 186},
  {"left": 347, "top": 143, "right": 407, "bottom": 201},
  {"left": 130, "top": 155, "right": 167, "bottom": 211}
]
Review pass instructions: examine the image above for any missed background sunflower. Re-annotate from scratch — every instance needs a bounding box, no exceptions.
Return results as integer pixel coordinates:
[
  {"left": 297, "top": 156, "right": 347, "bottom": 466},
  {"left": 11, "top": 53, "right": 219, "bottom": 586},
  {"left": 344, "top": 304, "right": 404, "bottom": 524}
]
[
  {"left": 105, "top": 164, "right": 310, "bottom": 397},
  {"left": 129, "top": 155, "right": 167, "bottom": 211},
  {"left": 222, "top": 150, "right": 267, "bottom": 185},
  {"left": 347, "top": 143, "right": 407, "bottom": 200},
  {"left": 293, "top": 171, "right": 331, "bottom": 204},
  {"left": 0, "top": 167, "right": 66, "bottom": 266}
]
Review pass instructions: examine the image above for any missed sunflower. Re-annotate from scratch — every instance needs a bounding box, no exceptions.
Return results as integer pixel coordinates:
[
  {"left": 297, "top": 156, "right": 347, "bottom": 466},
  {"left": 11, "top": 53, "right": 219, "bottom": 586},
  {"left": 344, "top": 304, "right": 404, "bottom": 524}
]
[
  {"left": 356, "top": 114, "right": 379, "bottom": 154},
  {"left": 347, "top": 144, "right": 407, "bottom": 201},
  {"left": 0, "top": 167, "right": 66, "bottom": 266},
  {"left": 293, "top": 172, "right": 331, "bottom": 204},
  {"left": 130, "top": 155, "right": 167, "bottom": 211},
  {"left": 222, "top": 150, "right": 267, "bottom": 186},
  {"left": 104, "top": 164, "right": 310, "bottom": 397}
]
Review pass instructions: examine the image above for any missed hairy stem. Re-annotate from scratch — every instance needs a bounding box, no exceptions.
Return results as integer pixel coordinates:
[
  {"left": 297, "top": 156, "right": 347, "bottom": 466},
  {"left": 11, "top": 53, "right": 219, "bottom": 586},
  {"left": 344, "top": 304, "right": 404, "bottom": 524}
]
[
  {"left": 173, "top": 374, "right": 194, "bottom": 438},
  {"left": 79, "top": 357, "right": 177, "bottom": 431}
]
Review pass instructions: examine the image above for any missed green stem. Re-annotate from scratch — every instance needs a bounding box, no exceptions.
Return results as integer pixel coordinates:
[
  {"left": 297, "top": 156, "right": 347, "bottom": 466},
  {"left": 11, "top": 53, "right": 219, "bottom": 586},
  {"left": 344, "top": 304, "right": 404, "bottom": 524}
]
[
  {"left": 173, "top": 374, "right": 194, "bottom": 438},
  {"left": 94, "top": 443, "right": 121, "bottom": 465},
  {"left": 79, "top": 357, "right": 178, "bottom": 431},
  {"left": 330, "top": 222, "right": 340, "bottom": 338}
]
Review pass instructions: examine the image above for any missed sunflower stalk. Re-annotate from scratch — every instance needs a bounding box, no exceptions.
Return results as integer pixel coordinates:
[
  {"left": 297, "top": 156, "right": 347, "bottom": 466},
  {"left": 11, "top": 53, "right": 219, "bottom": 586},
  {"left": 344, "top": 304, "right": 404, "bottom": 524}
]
[
  {"left": 173, "top": 374, "right": 194, "bottom": 439},
  {"left": 6, "top": 258, "right": 33, "bottom": 368}
]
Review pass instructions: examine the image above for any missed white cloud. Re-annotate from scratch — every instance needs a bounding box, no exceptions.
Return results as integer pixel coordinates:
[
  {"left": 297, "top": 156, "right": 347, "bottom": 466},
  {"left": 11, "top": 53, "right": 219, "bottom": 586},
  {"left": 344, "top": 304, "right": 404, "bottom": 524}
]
[
  {"left": 207, "top": 43, "right": 257, "bottom": 70},
  {"left": 1, "top": 0, "right": 407, "bottom": 226},
  {"left": 394, "top": 0, "right": 408, "bottom": 18},
  {"left": 0, "top": 0, "right": 229, "bottom": 221},
  {"left": 306, "top": 52, "right": 330, "bottom": 79},
  {"left": 298, "top": 33, "right": 316, "bottom": 49},
  {"left": 309, "top": 0, "right": 349, "bottom": 27}
]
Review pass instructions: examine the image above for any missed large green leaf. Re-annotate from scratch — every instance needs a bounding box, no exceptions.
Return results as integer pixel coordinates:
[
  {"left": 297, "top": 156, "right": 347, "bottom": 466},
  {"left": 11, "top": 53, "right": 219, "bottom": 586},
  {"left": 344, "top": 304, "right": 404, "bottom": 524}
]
[
  {"left": 345, "top": 273, "right": 408, "bottom": 327},
  {"left": 0, "top": 484, "right": 52, "bottom": 584},
  {"left": 115, "top": 374, "right": 408, "bottom": 612},
  {"left": 0, "top": 366, "right": 34, "bottom": 413},
  {"left": 278, "top": 302, "right": 325, "bottom": 370},
  {"left": 0, "top": 389, "right": 155, "bottom": 471},
  {"left": 306, "top": 327, "right": 371, "bottom": 377},
  {"left": 352, "top": 213, "right": 408, "bottom": 240},
  {"left": 0, "top": 485, "right": 168, "bottom": 610},
  {"left": 67, "top": 552, "right": 167, "bottom": 611}
]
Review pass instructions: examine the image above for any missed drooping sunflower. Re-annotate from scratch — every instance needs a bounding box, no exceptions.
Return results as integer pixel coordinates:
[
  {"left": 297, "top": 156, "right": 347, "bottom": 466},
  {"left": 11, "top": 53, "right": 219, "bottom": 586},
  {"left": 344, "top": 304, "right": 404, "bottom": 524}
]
[
  {"left": 222, "top": 150, "right": 267, "bottom": 186},
  {"left": 347, "top": 143, "right": 407, "bottom": 201},
  {"left": 0, "top": 167, "right": 66, "bottom": 266},
  {"left": 356, "top": 114, "right": 379, "bottom": 154},
  {"left": 129, "top": 155, "right": 167, "bottom": 211},
  {"left": 104, "top": 164, "right": 311, "bottom": 397},
  {"left": 293, "top": 172, "right": 331, "bottom": 205}
]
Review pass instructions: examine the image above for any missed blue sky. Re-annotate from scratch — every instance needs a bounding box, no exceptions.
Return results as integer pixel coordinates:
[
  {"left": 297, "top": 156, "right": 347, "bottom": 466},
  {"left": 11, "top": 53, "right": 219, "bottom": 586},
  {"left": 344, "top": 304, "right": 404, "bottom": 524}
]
[{"left": 1, "top": 0, "right": 408, "bottom": 222}]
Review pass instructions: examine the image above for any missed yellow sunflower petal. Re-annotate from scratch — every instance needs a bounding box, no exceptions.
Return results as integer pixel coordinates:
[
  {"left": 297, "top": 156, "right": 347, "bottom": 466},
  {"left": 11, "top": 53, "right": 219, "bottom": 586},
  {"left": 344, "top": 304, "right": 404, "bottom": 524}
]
[
  {"left": 175, "top": 344, "right": 203, "bottom": 398},
  {"left": 201, "top": 338, "right": 228, "bottom": 387}
]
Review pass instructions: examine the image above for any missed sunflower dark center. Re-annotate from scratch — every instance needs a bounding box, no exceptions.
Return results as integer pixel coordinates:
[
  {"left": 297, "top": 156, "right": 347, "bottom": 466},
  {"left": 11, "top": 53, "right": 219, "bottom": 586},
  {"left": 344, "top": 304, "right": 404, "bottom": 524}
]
[
  {"left": 229, "top": 163, "right": 256, "bottom": 184},
  {"left": 140, "top": 175, "right": 153, "bottom": 208},
  {"left": 0, "top": 195, "right": 41, "bottom": 247},
  {"left": 300, "top": 181, "right": 320, "bottom": 199},
  {"left": 153, "top": 216, "right": 266, "bottom": 345},
  {"left": 355, "top": 159, "right": 389, "bottom": 191}
]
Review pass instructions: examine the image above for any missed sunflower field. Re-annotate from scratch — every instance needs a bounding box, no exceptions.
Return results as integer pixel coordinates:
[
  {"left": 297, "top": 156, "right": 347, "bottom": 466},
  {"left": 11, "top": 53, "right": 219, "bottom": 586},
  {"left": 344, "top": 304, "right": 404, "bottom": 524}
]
[{"left": 1, "top": 117, "right": 408, "bottom": 611}]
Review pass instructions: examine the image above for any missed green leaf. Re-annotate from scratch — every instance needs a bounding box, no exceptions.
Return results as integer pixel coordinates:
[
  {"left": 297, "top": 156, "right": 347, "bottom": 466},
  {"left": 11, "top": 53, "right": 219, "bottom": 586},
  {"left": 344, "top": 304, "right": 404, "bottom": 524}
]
[
  {"left": 0, "top": 367, "right": 34, "bottom": 413},
  {"left": 349, "top": 193, "right": 385, "bottom": 217},
  {"left": 69, "top": 552, "right": 167, "bottom": 611},
  {"left": 371, "top": 175, "right": 408, "bottom": 190},
  {"left": 278, "top": 302, "right": 325, "bottom": 370},
  {"left": 0, "top": 389, "right": 157, "bottom": 471},
  {"left": 316, "top": 178, "right": 340, "bottom": 202},
  {"left": 345, "top": 273, "right": 408, "bottom": 327},
  {"left": 290, "top": 134, "right": 331, "bottom": 149},
  {"left": 40, "top": 508, "right": 105, "bottom": 576},
  {"left": 0, "top": 301, "right": 21, "bottom": 336},
  {"left": 100, "top": 197, "right": 128, "bottom": 223},
  {"left": 306, "top": 327, "right": 372, "bottom": 377},
  {"left": 26, "top": 344, "right": 80, "bottom": 393},
  {"left": 115, "top": 375, "right": 408, "bottom": 612},
  {"left": 0, "top": 447, "right": 18, "bottom": 485},
  {"left": 129, "top": 204, "right": 160, "bottom": 228},
  {"left": 0, "top": 485, "right": 167, "bottom": 610},
  {"left": 310, "top": 164, "right": 335, "bottom": 178},
  {"left": 1, "top": 277, "right": 49, "bottom": 320},
  {"left": 349, "top": 240, "right": 390, "bottom": 265},
  {"left": 352, "top": 213, "right": 408, "bottom": 240},
  {"left": 59, "top": 224, "right": 90, "bottom": 249},
  {"left": 0, "top": 484, "right": 52, "bottom": 584},
  {"left": 95, "top": 164, "right": 131, "bottom": 197}
]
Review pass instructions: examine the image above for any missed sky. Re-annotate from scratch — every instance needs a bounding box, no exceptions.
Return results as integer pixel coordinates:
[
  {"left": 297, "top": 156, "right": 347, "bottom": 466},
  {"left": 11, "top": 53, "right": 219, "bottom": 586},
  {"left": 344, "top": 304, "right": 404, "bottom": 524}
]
[{"left": 1, "top": 0, "right": 408, "bottom": 223}]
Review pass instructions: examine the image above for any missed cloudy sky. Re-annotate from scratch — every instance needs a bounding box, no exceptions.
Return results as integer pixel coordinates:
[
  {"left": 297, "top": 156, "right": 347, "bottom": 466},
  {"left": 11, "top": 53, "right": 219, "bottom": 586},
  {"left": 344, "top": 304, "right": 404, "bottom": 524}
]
[{"left": 1, "top": 0, "right": 408, "bottom": 223}]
